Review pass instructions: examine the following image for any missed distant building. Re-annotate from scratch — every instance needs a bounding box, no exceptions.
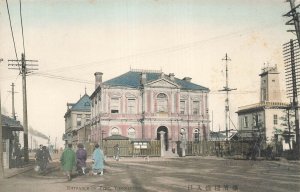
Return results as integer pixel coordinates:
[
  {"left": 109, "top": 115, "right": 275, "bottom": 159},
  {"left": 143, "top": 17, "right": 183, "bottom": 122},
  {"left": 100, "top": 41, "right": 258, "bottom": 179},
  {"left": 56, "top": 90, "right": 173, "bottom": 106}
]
[
  {"left": 236, "top": 65, "right": 293, "bottom": 149},
  {"left": 1, "top": 114, "right": 23, "bottom": 168},
  {"left": 63, "top": 94, "right": 91, "bottom": 147},
  {"left": 90, "top": 69, "right": 210, "bottom": 152}
]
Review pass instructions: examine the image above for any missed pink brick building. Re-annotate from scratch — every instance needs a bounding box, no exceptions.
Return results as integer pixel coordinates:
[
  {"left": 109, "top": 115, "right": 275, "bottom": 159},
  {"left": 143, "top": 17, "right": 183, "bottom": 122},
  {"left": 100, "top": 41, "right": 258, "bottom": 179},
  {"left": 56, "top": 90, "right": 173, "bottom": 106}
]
[{"left": 90, "top": 69, "right": 210, "bottom": 151}]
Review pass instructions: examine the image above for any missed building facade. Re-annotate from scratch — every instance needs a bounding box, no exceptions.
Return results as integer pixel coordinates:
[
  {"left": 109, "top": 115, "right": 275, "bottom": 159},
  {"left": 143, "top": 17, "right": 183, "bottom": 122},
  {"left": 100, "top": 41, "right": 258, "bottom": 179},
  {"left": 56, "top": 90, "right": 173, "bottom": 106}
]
[
  {"left": 63, "top": 94, "right": 91, "bottom": 147},
  {"left": 90, "top": 69, "right": 210, "bottom": 151},
  {"left": 1, "top": 114, "right": 23, "bottom": 168},
  {"left": 236, "top": 66, "right": 292, "bottom": 148}
]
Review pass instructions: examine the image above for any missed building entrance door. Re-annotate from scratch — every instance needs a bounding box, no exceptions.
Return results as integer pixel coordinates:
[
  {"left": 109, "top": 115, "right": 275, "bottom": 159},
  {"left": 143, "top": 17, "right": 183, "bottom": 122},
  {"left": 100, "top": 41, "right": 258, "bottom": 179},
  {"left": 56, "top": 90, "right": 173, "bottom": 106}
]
[{"left": 157, "top": 126, "right": 168, "bottom": 151}]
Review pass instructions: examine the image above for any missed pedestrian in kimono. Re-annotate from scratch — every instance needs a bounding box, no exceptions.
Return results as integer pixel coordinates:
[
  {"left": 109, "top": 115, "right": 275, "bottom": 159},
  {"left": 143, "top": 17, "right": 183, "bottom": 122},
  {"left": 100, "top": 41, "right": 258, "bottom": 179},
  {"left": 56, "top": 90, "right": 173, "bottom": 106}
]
[
  {"left": 76, "top": 143, "right": 87, "bottom": 175},
  {"left": 60, "top": 144, "right": 76, "bottom": 181},
  {"left": 92, "top": 144, "right": 104, "bottom": 175}
]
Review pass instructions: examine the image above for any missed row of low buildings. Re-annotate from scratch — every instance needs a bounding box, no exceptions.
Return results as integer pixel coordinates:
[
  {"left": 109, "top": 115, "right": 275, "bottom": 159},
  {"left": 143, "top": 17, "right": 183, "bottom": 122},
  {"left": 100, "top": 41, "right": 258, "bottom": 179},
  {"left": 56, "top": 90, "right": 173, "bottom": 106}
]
[{"left": 63, "top": 66, "right": 295, "bottom": 154}]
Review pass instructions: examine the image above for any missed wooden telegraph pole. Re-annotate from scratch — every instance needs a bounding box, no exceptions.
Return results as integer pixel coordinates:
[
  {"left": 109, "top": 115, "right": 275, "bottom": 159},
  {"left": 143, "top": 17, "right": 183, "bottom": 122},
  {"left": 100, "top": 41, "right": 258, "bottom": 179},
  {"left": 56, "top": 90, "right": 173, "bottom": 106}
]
[{"left": 8, "top": 53, "right": 38, "bottom": 163}]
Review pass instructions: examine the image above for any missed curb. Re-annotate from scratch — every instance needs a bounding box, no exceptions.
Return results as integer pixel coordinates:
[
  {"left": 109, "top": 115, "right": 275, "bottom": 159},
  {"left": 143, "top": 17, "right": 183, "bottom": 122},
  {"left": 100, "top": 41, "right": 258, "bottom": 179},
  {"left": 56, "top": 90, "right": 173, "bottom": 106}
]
[{"left": 4, "top": 164, "right": 35, "bottom": 178}]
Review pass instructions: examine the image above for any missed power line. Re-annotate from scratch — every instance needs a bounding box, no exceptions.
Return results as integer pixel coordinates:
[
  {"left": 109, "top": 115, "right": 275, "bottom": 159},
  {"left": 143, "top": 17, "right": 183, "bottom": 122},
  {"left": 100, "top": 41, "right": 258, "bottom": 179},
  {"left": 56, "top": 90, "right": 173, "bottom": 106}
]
[
  {"left": 5, "top": 0, "right": 20, "bottom": 71},
  {"left": 31, "top": 72, "right": 93, "bottom": 84},
  {"left": 34, "top": 25, "right": 275, "bottom": 76},
  {"left": 19, "top": 0, "right": 26, "bottom": 55}
]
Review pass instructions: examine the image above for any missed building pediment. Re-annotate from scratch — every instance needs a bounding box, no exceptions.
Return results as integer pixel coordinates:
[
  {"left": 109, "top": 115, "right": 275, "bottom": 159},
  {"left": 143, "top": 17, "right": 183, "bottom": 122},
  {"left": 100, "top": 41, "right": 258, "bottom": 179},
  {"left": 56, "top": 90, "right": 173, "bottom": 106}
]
[{"left": 146, "top": 78, "right": 180, "bottom": 88}]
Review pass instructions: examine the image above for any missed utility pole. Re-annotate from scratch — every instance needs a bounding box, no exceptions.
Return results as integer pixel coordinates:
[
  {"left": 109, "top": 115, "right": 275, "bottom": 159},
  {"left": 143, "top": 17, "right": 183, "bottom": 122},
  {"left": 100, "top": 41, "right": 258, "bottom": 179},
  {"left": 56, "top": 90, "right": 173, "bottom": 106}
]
[
  {"left": 219, "top": 53, "right": 236, "bottom": 140},
  {"left": 0, "top": 90, "right": 4, "bottom": 178},
  {"left": 8, "top": 83, "right": 18, "bottom": 120},
  {"left": 8, "top": 83, "right": 19, "bottom": 152},
  {"left": 284, "top": 1, "right": 300, "bottom": 159},
  {"left": 283, "top": 40, "right": 300, "bottom": 159},
  {"left": 284, "top": 0, "right": 300, "bottom": 48},
  {"left": 8, "top": 53, "right": 38, "bottom": 163}
]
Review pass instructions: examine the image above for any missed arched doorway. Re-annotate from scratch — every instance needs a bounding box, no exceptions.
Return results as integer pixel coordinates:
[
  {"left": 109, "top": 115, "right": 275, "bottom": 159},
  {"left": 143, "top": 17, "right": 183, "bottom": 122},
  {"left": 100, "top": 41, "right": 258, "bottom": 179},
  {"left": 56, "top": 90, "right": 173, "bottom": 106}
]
[{"left": 157, "top": 126, "right": 168, "bottom": 151}]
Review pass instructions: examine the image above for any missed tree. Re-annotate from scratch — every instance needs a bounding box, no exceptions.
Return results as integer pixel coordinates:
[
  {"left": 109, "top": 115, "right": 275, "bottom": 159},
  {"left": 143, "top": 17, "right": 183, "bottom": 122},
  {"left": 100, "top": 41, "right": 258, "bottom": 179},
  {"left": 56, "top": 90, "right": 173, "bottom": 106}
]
[{"left": 280, "top": 109, "right": 295, "bottom": 150}]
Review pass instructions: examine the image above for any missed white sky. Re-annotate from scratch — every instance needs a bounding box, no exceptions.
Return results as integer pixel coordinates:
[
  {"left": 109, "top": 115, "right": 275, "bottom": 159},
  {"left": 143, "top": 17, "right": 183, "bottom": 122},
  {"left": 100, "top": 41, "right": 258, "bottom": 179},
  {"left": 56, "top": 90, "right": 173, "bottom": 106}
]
[{"left": 0, "top": 0, "right": 296, "bottom": 148}]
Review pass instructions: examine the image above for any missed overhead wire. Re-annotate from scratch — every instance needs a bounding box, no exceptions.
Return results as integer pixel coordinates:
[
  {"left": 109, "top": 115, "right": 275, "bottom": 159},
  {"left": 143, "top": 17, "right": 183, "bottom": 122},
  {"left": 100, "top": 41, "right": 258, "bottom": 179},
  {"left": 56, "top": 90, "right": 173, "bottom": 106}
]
[
  {"left": 34, "top": 25, "right": 272, "bottom": 76},
  {"left": 19, "top": 0, "right": 26, "bottom": 55},
  {"left": 5, "top": 0, "right": 21, "bottom": 72},
  {"left": 31, "top": 72, "right": 93, "bottom": 84}
]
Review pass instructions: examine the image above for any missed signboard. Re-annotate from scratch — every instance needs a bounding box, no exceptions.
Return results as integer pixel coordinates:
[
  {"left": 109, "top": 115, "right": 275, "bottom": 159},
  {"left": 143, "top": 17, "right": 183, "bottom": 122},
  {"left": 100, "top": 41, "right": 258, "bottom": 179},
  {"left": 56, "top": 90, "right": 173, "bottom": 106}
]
[{"left": 133, "top": 142, "right": 148, "bottom": 149}]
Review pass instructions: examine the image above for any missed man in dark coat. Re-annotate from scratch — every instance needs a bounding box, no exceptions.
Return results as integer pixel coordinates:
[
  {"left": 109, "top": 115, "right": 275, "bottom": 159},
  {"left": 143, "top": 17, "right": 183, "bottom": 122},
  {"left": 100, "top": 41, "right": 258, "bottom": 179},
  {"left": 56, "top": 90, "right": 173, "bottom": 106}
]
[
  {"left": 41, "top": 146, "right": 52, "bottom": 172},
  {"left": 76, "top": 143, "right": 87, "bottom": 175},
  {"left": 14, "top": 144, "right": 23, "bottom": 168},
  {"left": 113, "top": 144, "right": 120, "bottom": 161},
  {"left": 35, "top": 144, "right": 44, "bottom": 173}
]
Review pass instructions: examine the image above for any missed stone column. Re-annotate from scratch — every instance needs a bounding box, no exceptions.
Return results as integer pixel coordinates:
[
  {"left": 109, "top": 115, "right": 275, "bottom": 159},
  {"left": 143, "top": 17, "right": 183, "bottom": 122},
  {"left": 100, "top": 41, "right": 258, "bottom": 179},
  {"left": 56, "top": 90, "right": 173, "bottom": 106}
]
[
  {"left": 160, "top": 131, "right": 165, "bottom": 157},
  {"left": 181, "top": 131, "right": 186, "bottom": 157}
]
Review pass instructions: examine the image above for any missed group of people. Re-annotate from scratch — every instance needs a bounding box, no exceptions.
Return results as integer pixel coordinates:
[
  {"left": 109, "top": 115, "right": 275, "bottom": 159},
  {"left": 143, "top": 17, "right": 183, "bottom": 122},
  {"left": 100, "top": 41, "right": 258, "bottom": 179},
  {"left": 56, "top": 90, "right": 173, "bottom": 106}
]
[
  {"left": 60, "top": 143, "right": 104, "bottom": 181},
  {"left": 35, "top": 144, "right": 52, "bottom": 173}
]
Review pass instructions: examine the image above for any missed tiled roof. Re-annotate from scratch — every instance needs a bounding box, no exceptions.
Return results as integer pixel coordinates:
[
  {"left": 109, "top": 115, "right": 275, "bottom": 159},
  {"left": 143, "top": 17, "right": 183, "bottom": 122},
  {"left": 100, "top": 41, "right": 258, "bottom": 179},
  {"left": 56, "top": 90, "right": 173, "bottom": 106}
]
[
  {"left": 103, "top": 71, "right": 209, "bottom": 91},
  {"left": 104, "top": 135, "right": 129, "bottom": 140},
  {"left": 69, "top": 94, "right": 91, "bottom": 112},
  {"left": 1, "top": 115, "right": 23, "bottom": 130},
  {"left": 236, "top": 101, "right": 289, "bottom": 113}
]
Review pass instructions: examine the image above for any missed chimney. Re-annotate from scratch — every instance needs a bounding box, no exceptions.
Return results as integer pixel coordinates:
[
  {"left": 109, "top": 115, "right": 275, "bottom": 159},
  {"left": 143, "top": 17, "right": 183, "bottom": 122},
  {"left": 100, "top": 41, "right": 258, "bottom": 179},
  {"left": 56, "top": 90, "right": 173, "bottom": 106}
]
[
  {"left": 94, "top": 72, "right": 103, "bottom": 89},
  {"left": 169, "top": 73, "right": 175, "bottom": 81},
  {"left": 140, "top": 72, "right": 147, "bottom": 85},
  {"left": 183, "top": 77, "right": 192, "bottom": 82}
]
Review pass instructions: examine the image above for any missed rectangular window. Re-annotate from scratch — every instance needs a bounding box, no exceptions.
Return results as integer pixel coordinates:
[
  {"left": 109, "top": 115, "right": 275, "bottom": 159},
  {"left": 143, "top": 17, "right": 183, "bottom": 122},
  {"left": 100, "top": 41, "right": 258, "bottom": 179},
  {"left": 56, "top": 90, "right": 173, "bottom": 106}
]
[
  {"left": 243, "top": 116, "right": 248, "bottom": 128},
  {"left": 111, "top": 98, "right": 120, "bottom": 114},
  {"left": 127, "top": 98, "right": 136, "bottom": 114},
  {"left": 253, "top": 114, "right": 258, "bottom": 127},
  {"left": 261, "top": 88, "right": 266, "bottom": 101},
  {"left": 77, "top": 114, "right": 82, "bottom": 127},
  {"left": 273, "top": 114, "right": 278, "bottom": 125},
  {"left": 192, "top": 101, "right": 199, "bottom": 115},
  {"left": 85, "top": 114, "right": 91, "bottom": 122},
  {"left": 180, "top": 101, "right": 185, "bottom": 114}
]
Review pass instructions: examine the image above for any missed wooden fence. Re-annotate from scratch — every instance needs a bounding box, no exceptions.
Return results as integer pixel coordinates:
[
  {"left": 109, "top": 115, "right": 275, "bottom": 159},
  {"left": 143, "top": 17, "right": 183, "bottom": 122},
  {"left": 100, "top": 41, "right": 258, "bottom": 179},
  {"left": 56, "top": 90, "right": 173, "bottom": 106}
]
[
  {"left": 86, "top": 140, "right": 252, "bottom": 157},
  {"left": 183, "top": 141, "right": 251, "bottom": 156},
  {"left": 94, "top": 140, "right": 161, "bottom": 157}
]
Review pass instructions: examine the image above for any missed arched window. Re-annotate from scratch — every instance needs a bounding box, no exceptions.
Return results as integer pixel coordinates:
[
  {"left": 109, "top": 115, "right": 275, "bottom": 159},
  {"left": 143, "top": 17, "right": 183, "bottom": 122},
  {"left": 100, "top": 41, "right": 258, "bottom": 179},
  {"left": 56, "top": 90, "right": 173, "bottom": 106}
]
[
  {"left": 128, "top": 128, "right": 136, "bottom": 138},
  {"left": 194, "top": 128, "right": 200, "bottom": 142},
  {"left": 157, "top": 93, "right": 168, "bottom": 112},
  {"left": 111, "top": 127, "right": 120, "bottom": 135}
]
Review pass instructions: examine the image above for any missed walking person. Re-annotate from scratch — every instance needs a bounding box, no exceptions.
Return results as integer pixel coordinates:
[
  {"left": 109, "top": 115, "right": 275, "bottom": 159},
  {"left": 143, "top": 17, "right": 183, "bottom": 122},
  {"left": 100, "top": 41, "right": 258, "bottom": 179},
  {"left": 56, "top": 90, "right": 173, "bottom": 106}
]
[
  {"left": 14, "top": 143, "right": 23, "bottom": 168},
  {"left": 41, "top": 146, "right": 52, "bottom": 172},
  {"left": 92, "top": 144, "right": 104, "bottom": 175},
  {"left": 113, "top": 144, "right": 120, "bottom": 161},
  {"left": 60, "top": 143, "right": 76, "bottom": 181},
  {"left": 76, "top": 143, "right": 87, "bottom": 175},
  {"left": 35, "top": 144, "right": 44, "bottom": 173}
]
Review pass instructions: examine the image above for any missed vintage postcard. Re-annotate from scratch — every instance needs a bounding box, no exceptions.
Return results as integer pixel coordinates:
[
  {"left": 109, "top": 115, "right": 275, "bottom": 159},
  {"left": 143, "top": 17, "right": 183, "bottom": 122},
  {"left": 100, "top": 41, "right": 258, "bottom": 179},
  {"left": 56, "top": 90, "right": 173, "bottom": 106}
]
[{"left": 0, "top": 0, "right": 299, "bottom": 192}]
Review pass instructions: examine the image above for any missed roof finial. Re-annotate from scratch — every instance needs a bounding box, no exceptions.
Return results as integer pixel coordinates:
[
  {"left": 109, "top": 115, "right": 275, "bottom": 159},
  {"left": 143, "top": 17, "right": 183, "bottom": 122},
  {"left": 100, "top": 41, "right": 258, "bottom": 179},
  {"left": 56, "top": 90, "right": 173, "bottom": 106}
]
[{"left": 85, "top": 86, "right": 87, "bottom": 95}]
